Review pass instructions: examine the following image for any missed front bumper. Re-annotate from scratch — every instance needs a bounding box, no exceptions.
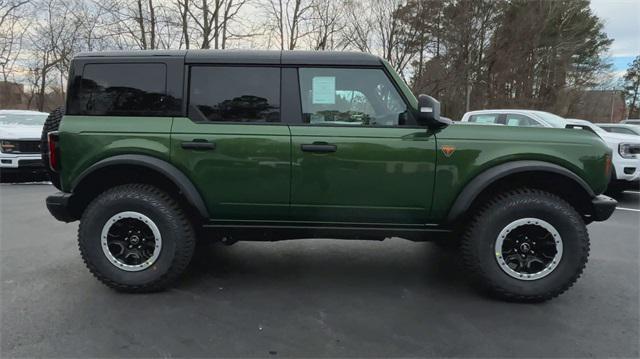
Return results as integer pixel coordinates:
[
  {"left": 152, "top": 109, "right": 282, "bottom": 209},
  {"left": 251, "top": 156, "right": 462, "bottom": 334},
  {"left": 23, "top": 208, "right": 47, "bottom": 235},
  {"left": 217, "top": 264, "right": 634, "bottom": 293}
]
[
  {"left": 613, "top": 157, "right": 640, "bottom": 182},
  {"left": 591, "top": 195, "right": 617, "bottom": 222},
  {"left": 46, "top": 192, "right": 78, "bottom": 222},
  {"left": 0, "top": 154, "right": 45, "bottom": 175}
]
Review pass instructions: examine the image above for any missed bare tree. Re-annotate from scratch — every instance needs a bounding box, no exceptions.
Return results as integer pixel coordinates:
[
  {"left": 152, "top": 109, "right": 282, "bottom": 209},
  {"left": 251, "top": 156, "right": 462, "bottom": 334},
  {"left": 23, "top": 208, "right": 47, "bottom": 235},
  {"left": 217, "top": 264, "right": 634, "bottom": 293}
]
[
  {"left": 0, "top": 0, "right": 29, "bottom": 83},
  {"left": 29, "top": 0, "right": 83, "bottom": 110},
  {"left": 340, "top": 0, "right": 373, "bottom": 53},
  {"left": 172, "top": 0, "right": 250, "bottom": 49},
  {"left": 308, "top": 0, "right": 343, "bottom": 50},
  {"left": 264, "top": 0, "right": 313, "bottom": 50},
  {"left": 98, "top": 0, "right": 164, "bottom": 49}
]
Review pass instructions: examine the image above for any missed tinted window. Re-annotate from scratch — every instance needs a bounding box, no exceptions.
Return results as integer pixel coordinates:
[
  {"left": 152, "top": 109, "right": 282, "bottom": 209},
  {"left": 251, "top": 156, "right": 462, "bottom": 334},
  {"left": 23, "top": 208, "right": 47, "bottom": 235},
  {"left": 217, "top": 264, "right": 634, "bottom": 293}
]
[
  {"left": 71, "top": 63, "right": 173, "bottom": 116},
  {"left": 505, "top": 114, "right": 542, "bottom": 127},
  {"left": 298, "top": 68, "right": 408, "bottom": 126},
  {"left": 189, "top": 67, "right": 280, "bottom": 122},
  {"left": 468, "top": 114, "right": 500, "bottom": 124}
]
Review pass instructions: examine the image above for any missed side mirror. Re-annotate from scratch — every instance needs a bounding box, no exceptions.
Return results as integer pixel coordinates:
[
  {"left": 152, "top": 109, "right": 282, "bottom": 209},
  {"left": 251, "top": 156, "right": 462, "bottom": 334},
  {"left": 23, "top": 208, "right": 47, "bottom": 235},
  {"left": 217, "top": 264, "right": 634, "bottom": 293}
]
[{"left": 416, "top": 94, "right": 451, "bottom": 129}]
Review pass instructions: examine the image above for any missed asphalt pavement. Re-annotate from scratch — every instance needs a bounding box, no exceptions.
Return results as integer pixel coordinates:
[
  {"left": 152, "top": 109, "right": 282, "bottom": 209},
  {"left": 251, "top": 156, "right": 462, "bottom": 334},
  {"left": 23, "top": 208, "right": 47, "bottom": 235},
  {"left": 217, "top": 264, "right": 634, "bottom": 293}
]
[{"left": 1, "top": 183, "right": 638, "bottom": 358}]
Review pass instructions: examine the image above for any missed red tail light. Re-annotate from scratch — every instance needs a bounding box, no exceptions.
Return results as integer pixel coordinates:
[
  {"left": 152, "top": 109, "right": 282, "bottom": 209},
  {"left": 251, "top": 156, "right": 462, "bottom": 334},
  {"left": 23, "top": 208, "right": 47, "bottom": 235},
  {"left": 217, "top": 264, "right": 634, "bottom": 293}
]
[{"left": 47, "top": 131, "right": 60, "bottom": 171}]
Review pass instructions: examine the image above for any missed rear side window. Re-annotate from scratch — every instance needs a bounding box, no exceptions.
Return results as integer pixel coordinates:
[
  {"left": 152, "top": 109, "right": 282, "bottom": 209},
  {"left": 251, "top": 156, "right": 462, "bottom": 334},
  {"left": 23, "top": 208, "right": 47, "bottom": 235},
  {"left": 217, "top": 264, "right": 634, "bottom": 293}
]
[
  {"left": 505, "top": 114, "right": 542, "bottom": 127},
  {"left": 70, "top": 63, "right": 172, "bottom": 116},
  {"left": 468, "top": 114, "right": 499, "bottom": 124},
  {"left": 188, "top": 66, "right": 280, "bottom": 122}
]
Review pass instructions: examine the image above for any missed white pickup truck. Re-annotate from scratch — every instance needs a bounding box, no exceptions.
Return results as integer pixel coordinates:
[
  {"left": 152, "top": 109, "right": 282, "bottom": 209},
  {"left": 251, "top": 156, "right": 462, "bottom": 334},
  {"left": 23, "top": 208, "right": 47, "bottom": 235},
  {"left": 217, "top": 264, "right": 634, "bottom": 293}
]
[{"left": 0, "top": 110, "right": 49, "bottom": 182}]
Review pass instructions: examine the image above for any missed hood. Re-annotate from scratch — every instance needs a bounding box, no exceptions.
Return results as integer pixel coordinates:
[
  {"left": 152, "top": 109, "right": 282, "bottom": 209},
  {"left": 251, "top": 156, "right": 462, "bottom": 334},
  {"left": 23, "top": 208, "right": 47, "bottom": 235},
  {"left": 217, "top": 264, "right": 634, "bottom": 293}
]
[{"left": 0, "top": 125, "right": 43, "bottom": 140}]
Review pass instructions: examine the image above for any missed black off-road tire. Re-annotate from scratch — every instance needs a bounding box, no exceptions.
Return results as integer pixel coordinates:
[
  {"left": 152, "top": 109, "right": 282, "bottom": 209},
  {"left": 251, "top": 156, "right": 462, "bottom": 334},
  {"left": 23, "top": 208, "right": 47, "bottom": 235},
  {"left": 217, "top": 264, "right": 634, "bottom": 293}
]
[
  {"left": 78, "top": 184, "right": 196, "bottom": 292},
  {"left": 461, "top": 188, "right": 590, "bottom": 302},
  {"left": 40, "top": 106, "right": 64, "bottom": 189}
]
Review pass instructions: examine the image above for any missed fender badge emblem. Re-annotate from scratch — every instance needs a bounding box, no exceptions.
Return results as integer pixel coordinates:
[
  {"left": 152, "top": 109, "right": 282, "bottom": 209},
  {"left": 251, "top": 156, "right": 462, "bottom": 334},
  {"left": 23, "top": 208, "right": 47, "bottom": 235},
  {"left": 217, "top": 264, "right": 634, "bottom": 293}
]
[{"left": 441, "top": 145, "right": 456, "bottom": 157}]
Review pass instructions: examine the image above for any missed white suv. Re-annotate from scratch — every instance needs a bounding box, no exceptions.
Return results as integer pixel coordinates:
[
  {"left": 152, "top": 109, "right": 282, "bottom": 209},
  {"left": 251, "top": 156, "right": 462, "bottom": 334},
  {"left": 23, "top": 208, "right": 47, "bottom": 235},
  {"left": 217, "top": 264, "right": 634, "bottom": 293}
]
[
  {"left": 0, "top": 110, "right": 49, "bottom": 181},
  {"left": 460, "top": 110, "right": 640, "bottom": 193},
  {"left": 566, "top": 119, "right": 640, "bottom": 192}
]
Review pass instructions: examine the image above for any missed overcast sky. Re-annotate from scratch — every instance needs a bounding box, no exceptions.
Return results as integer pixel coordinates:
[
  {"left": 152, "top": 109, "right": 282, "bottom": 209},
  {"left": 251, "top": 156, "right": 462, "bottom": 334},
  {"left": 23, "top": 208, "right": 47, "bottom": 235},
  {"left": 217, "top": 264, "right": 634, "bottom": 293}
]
[{"left": 590, "top": 0, "right": 640, "bottom": 73}]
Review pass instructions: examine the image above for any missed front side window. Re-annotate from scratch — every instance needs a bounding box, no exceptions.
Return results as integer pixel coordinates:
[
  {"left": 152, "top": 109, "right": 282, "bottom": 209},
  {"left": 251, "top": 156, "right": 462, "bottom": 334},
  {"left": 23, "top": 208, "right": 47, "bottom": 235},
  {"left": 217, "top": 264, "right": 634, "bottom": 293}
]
[
  {"left": 298, "top": 68, "right": 408, "bottom": 126},
  {"left": 189, "top": 66, "right": 280, "bottom": 122},
  {"left": 72, "top": 63, "right": 172, "bottom": 116}
]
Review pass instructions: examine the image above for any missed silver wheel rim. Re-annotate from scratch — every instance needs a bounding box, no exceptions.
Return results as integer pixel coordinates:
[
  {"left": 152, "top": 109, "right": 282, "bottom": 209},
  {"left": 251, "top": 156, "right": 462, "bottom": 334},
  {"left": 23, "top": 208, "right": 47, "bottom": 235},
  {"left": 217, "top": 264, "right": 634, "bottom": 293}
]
[
  {"left": 100, "top": 211, "right": 162, "bottom": 272},
  {"left": 494, "top": 218, "right": 563, "bottom": 281}
]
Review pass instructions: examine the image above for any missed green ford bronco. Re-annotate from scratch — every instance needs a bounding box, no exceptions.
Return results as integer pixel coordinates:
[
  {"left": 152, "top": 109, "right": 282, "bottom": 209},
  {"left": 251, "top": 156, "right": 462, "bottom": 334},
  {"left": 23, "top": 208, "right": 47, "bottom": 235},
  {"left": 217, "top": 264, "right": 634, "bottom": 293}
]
[{"left": 43, "top": 50, "right": 616, "bottom": 301}]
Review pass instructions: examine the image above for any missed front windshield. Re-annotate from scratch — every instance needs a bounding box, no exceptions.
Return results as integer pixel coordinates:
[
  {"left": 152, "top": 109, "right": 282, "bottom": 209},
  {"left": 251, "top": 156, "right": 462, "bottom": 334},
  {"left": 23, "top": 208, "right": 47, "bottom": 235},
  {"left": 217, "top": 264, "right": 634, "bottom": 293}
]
[
  {"left": 533, "top": 111, "right": 566, "bottom": 128},
  {"left": 0, "top": 113, "right": 48, "bottom": 126}
]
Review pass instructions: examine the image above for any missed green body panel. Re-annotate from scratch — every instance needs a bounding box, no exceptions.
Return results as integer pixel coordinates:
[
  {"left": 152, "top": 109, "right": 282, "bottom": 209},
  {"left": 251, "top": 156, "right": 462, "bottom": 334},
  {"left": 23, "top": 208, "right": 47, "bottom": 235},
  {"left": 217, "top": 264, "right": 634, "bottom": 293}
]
[
  {"left": 170, "top": 117, "right": 291, "bottom": 220},
  {"left": 429, "top": 124, "right": 611, "bottom": 220},
  {"left": 289, "top": 126, "right": 436, "bottom": 224},
  {"left": 58, "top": 116, "right": 610, "bottom": 225},
  {"left": 58, "top": 115, "right": 173, "bottom": 192}
]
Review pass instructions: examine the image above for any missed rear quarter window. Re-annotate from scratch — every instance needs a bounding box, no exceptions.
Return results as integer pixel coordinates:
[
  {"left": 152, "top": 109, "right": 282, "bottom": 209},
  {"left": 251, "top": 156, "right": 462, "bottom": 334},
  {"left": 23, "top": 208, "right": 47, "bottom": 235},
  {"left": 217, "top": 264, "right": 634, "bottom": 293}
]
[
  {"left": 68, "top": 63, "right": 178, "bottom": 116},
  {"left": 468, "top": 114, "right": 499, "bottom": 124}
]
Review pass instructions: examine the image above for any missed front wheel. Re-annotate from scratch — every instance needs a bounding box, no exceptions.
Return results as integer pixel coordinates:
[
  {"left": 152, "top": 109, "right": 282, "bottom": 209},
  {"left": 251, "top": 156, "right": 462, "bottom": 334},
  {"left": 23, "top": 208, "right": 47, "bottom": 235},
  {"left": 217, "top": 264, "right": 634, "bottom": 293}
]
[
  {"left": 78, "top": 184, "right": 196, "bottom": 292},
  {"left": 461, "top": 188, "right": 590, "bottom": 302}
]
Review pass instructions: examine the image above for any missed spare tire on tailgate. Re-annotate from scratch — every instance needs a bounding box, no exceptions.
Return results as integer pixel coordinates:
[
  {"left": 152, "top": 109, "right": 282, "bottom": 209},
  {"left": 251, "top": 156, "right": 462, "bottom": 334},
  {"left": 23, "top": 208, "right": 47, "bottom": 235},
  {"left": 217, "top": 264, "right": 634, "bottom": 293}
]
[{"left": 40, "top": 107, "right": 64, "bottom": 190}]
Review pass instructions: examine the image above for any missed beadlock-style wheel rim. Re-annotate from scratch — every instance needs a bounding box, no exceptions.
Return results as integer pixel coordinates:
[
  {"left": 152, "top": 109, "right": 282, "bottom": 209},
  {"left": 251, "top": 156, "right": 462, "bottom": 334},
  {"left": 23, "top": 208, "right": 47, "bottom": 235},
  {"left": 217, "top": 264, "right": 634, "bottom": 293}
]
[
  {"left": 494, "top": 218, "right": 563, "bottom": 281},
  {"left": 100, "top": 211, "right": 162, "bottom": 272}
]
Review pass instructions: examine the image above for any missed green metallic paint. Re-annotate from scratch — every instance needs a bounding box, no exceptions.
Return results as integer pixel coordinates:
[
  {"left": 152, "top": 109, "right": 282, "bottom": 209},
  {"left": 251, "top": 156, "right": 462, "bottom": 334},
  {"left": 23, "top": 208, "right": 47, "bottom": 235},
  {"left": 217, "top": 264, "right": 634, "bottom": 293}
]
[
  {"left": 429, "top": 124, "right": 611, "bottom": 220},
  {"left": 289, "top": 126, "right": 436, "bottom": 224},
  {"left": 58, "top": 115, "right": 173, "bottom": 192},
  {"left": 170, "top": 117, "right": 291, "bottom": 220},
  {"left": 59, "top": 115, "right": 610, "bottom": 225}
]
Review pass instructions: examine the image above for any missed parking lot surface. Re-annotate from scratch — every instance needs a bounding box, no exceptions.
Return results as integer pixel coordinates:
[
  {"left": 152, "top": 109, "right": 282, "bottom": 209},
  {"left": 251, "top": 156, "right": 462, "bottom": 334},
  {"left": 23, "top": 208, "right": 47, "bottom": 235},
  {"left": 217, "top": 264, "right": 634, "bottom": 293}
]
[{"left": 1, "top": 183, "right": 638, "bottom": 357}]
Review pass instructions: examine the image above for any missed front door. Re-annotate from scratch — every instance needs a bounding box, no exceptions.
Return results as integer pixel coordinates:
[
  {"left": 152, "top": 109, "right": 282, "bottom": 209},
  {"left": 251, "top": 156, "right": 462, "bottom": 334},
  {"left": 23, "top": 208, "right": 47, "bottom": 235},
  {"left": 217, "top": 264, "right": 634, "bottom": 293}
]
[
  {"left": 288, "top": 67, "right": 437, "bottom": 224},
  {"left": 171, "top": 66, "right": 291, "bottom": 221}
]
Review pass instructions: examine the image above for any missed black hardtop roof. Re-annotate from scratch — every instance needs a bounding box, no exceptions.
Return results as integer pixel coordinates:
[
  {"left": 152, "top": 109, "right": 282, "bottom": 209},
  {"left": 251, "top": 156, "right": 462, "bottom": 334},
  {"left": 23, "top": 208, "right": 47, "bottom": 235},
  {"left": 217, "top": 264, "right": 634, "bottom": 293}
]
[{"left": 74, "top": 49, "right": 383, "bottom": 66}]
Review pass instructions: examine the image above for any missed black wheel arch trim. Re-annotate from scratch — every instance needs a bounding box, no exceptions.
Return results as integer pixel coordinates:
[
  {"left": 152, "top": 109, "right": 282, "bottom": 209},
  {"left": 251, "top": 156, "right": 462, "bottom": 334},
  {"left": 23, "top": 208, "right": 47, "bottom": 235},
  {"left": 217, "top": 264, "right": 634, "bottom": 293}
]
[
  {"left": 71, "top": 154, "right": 209, "bottom": 218},
  {"left": 446, "top": 160, "right": 595, "bottom": 223}
]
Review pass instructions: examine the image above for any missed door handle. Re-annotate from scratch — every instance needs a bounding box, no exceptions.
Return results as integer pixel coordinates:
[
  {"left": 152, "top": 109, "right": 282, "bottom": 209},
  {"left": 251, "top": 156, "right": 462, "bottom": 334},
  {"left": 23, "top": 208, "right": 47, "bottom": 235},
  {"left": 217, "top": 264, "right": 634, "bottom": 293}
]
[
  {"left": 301, "top": 142, "right": 337, "bottom": 153},
  {"left": 181, "top": 139, "right": 216, "bottom": 150}
]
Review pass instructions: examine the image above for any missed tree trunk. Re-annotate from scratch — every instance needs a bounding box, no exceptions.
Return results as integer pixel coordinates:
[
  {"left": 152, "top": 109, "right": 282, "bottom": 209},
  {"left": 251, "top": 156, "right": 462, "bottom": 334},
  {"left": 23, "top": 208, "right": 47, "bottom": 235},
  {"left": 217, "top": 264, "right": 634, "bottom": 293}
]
[
  {"left": 289, "top": 0, "right": 302, "bottom": 50},
  {"left": 278, "top": 0, "right": 284, "bottom": 50},
  {"left": 181, "top": 0, "right": 189, "bottom": 49},
  {"left": 201, "top": 0, "right": 210, "bottom": 48},
  {"left": 221, "top": 0, "right": 233, "bottom": 49},
  {"left": 39, "top": 66, "right": 47, "bottom": 112},
  {"left": 136, "top": 0, "right": 147, "bottom": 49},
  {"left": 148, "top": 0, "right": 156, "bottom": 49}
]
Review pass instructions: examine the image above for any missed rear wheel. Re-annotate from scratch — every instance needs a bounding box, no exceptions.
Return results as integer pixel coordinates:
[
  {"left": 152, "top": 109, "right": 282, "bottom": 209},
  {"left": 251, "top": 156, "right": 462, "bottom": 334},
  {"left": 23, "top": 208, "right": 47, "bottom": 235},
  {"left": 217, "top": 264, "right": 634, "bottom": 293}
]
[
  {"left": 461, "top": 188, "right": 589, "bottom": 302},
  {"left": 78, "top": 184, "right": 195, "bottom": 292}
]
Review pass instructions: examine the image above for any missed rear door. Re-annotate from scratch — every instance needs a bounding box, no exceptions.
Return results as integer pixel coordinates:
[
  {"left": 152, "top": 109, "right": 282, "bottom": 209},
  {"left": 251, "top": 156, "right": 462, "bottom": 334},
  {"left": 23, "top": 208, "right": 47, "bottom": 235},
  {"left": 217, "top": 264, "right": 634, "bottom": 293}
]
[
  {"left": 171, "top": 65, "right": 291, "bottom": 221},
  {"left": 286, "top": 67, "right": 437, "bottom": 224}
]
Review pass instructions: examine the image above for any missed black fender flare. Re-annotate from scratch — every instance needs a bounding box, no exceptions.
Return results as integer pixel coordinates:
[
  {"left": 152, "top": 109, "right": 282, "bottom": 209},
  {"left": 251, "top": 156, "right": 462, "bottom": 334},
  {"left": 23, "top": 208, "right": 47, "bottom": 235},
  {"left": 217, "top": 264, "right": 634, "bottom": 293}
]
[
  {"left": 445, "top": 160, "right": 595, "bottom": 223},
  {"left": 72, "top": 154, "right": 209, "bottom": 218}
]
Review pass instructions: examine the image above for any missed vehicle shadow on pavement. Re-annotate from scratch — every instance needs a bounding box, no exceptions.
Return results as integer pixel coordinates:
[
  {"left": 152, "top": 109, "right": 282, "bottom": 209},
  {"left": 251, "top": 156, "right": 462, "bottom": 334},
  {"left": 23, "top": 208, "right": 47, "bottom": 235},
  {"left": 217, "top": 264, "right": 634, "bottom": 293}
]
[{"left": 178, "top": 238, "right": 474, "bottom": 297}]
